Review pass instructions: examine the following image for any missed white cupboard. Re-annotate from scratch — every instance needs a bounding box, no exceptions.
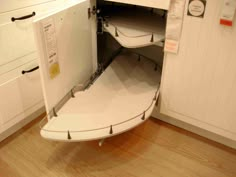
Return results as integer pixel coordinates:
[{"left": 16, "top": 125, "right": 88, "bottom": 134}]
[
  {"left": 33, "top": 0, "right": 167, "bottom": 141},
  {"left": 32, "top": 0, "right": 236, "bottom": 147},
  {"left": 156, "top": 0, "right": 236, "bottom": 148},
  {"left": 2, "top": 0, "right": 236, "bottom": 148}
]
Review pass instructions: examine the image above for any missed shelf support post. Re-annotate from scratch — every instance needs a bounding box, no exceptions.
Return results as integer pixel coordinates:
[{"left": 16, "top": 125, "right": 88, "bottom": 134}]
[
  {"left": 153, "top": 92, "right": 157, "bottom": 101},
  {"left": 67, "top": 131, "right": 72, "bottom": 140},
  {"left": 109, "top": 125, "right": 113, "bottom": 134},
  {"left": 141, "top": 111, "right": 146, "bottom": 120},
  {"left": 71, "top": 89, "right": 75, "bottom": 98},
  {"left": 115, "top": 27, "right": 119, "bottom": 37},
  {"left": 155, "top": 96, "right": 159, "bottom": 107},
  {"left": 53, "top": 108, "right": 58, "bottom": 117},
  {"left": 150, "top": 33, "right": 154, "bottom": 42}
]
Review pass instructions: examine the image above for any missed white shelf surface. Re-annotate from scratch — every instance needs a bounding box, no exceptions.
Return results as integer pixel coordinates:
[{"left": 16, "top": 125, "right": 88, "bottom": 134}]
[
  {"left": 104, "top": 10, "right": 166, "bottom": 48},
  {"left": 104, "top": 0, "right": 171, "bottom": 10},
  {"left": 41, "top": 52, "right": 161, "bottom": 142}
]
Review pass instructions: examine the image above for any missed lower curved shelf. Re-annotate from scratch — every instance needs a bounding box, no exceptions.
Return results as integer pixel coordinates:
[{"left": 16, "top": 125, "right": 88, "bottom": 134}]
[{"left": 41, "top": 52, "right": 161, "bottom": 142}]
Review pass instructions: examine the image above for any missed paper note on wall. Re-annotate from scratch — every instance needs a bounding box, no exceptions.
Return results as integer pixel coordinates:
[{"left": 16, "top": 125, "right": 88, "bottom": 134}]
[
  {"left": 42, "top": 18, "right": 60, "bottom": 79},
  {"left": 220, "top": 0, "right": 236, "bottom": 26},
  {"left": 164, "top": 40, "right": 179, "bottom": 53},
  {"left": 164, "top": 0, "right": 186, "bottom": 54}
]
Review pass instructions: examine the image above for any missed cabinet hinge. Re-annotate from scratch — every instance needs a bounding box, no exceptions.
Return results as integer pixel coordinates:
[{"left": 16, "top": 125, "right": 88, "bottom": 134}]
[{"left": 88, "top": 6, "right": 100, "bottom": 19}]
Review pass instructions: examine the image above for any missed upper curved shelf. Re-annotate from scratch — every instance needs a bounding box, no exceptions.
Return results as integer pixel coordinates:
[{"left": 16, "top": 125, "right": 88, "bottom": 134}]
[
  {"left": 103, "top": 8, "right": 166, "bottom": 48},
  {"left": 40, "top": 52, "right": 161, "bottom": 142},
  {"left": 104, "top": 0, "right": 171, "bottom": 10}
]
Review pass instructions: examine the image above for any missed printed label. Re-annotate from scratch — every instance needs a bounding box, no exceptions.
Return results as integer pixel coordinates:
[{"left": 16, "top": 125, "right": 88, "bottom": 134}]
[
  {"left": 42, "top": 18, "right": 60, "bottom": 79},
  {"left": 220, "top": 0, "right": 236, "bottom": 26}
]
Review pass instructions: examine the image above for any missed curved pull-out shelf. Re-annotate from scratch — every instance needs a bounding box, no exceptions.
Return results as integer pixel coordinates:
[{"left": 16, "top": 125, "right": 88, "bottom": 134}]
[
  {"left": 105, "top": 0, "right": 171, "bottom": 10},
  {"left": 103, "top": 9, "right": 166, "bottom": 48},
  {"left": 41, "top": 53, "right": 161, "bottom": 142}
]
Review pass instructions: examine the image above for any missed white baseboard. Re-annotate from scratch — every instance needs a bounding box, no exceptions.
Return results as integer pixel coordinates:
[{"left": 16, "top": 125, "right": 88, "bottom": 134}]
[
  {"left": 0, "top": 106, "right": 45, "bottom": 142},
  {"left": 152, "top": 106, "right": 236, "bottom": 149}
]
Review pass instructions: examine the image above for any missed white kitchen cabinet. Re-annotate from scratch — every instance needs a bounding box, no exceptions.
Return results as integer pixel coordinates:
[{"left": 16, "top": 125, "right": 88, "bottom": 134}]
[
  {"left": 0, "top": 0, "right": 67, "bottom": 141},
  {"left": 0, "top": 0, "right": 67, "bottom": 85},
  {"left": 33, "top": 0, "right": 167, "bottom": 142},
  {"left": 157, "top": 0, "right": 236, "bottom": 147},
  {"left": 33, "top": 0, "right": 236, "bottom": 148}
]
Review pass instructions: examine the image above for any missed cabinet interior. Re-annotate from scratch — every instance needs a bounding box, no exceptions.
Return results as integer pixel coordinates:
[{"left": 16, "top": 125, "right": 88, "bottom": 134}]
[{"left": 97, "top": 1, "right": 166, "bottom": 71}]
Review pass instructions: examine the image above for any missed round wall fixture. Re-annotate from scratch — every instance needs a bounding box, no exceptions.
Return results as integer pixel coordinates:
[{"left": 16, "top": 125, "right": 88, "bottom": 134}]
[{"left": 188, "top": 0, "right": 206, "bottom": 17}]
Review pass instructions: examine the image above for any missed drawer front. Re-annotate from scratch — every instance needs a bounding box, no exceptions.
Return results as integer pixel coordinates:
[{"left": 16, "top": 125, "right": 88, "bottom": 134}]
[
  {"left": 0, "top": 54, "right": 38, "bottom": 85},
  {"left": 0, "top": 0, "right": 56, "bottom": 13},
  {"left": 0, "top": 70, "right": 43, "bottom": 130},
  {"left": 0, "top": 20, "right": 36, "bottom": 69}
]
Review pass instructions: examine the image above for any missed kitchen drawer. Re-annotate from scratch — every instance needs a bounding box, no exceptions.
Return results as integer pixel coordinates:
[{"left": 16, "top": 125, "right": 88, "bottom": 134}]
[
  {"left": 0, "top": 57, "right": 38, "bottom": 85},
  {"left": 0, "top": 0, "right": 56, "bottom": 14},
  {"left": 0, "top": 69, "right": 43, "bottom": 131}
]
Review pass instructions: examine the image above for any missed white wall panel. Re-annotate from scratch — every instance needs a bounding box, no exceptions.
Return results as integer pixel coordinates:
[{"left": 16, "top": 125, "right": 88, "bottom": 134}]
[{"left": 159, "top": 0, "right": 236, "bottom": 141}]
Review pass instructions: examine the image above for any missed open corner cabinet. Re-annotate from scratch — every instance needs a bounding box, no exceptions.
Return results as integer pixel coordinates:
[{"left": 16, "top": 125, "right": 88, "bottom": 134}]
[{"left": 33, "top": 0, "right": 169, "bottom": 142}]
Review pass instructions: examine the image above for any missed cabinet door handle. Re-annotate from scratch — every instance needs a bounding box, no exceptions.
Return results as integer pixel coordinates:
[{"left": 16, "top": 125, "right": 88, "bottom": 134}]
[
  {"left": 11, "top": 12, "right": 36, "bottom": 22},
  {"left": 22, "top": 66, "right": 39, "bottom": 75}
]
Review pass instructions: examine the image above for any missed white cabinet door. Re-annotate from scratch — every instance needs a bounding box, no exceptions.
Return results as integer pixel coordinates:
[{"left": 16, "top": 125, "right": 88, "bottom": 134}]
[
  {"left": 159, "top": 0, "right": 236, "bottom": 141},
  {"left": 33, "top": 0, "right": 94, "bottom": 113}
]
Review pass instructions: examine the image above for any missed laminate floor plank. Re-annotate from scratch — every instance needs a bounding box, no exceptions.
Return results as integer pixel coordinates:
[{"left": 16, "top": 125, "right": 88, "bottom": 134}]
[{"left": 1, "top": 114, "right": 236, "bottom": 177}]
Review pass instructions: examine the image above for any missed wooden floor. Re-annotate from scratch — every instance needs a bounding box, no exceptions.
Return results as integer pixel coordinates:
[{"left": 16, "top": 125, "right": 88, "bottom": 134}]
[{"left": 1, "top": 114, "right": 236, "bottom": 177}]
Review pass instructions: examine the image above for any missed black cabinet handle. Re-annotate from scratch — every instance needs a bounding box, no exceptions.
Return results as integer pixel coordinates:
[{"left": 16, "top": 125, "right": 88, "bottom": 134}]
[
  {"left": 22, "top": 66, "right": 39, "bottom": 75},
  {"left": 11, "top": 12, "right": 36, "bottom": 22}
]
